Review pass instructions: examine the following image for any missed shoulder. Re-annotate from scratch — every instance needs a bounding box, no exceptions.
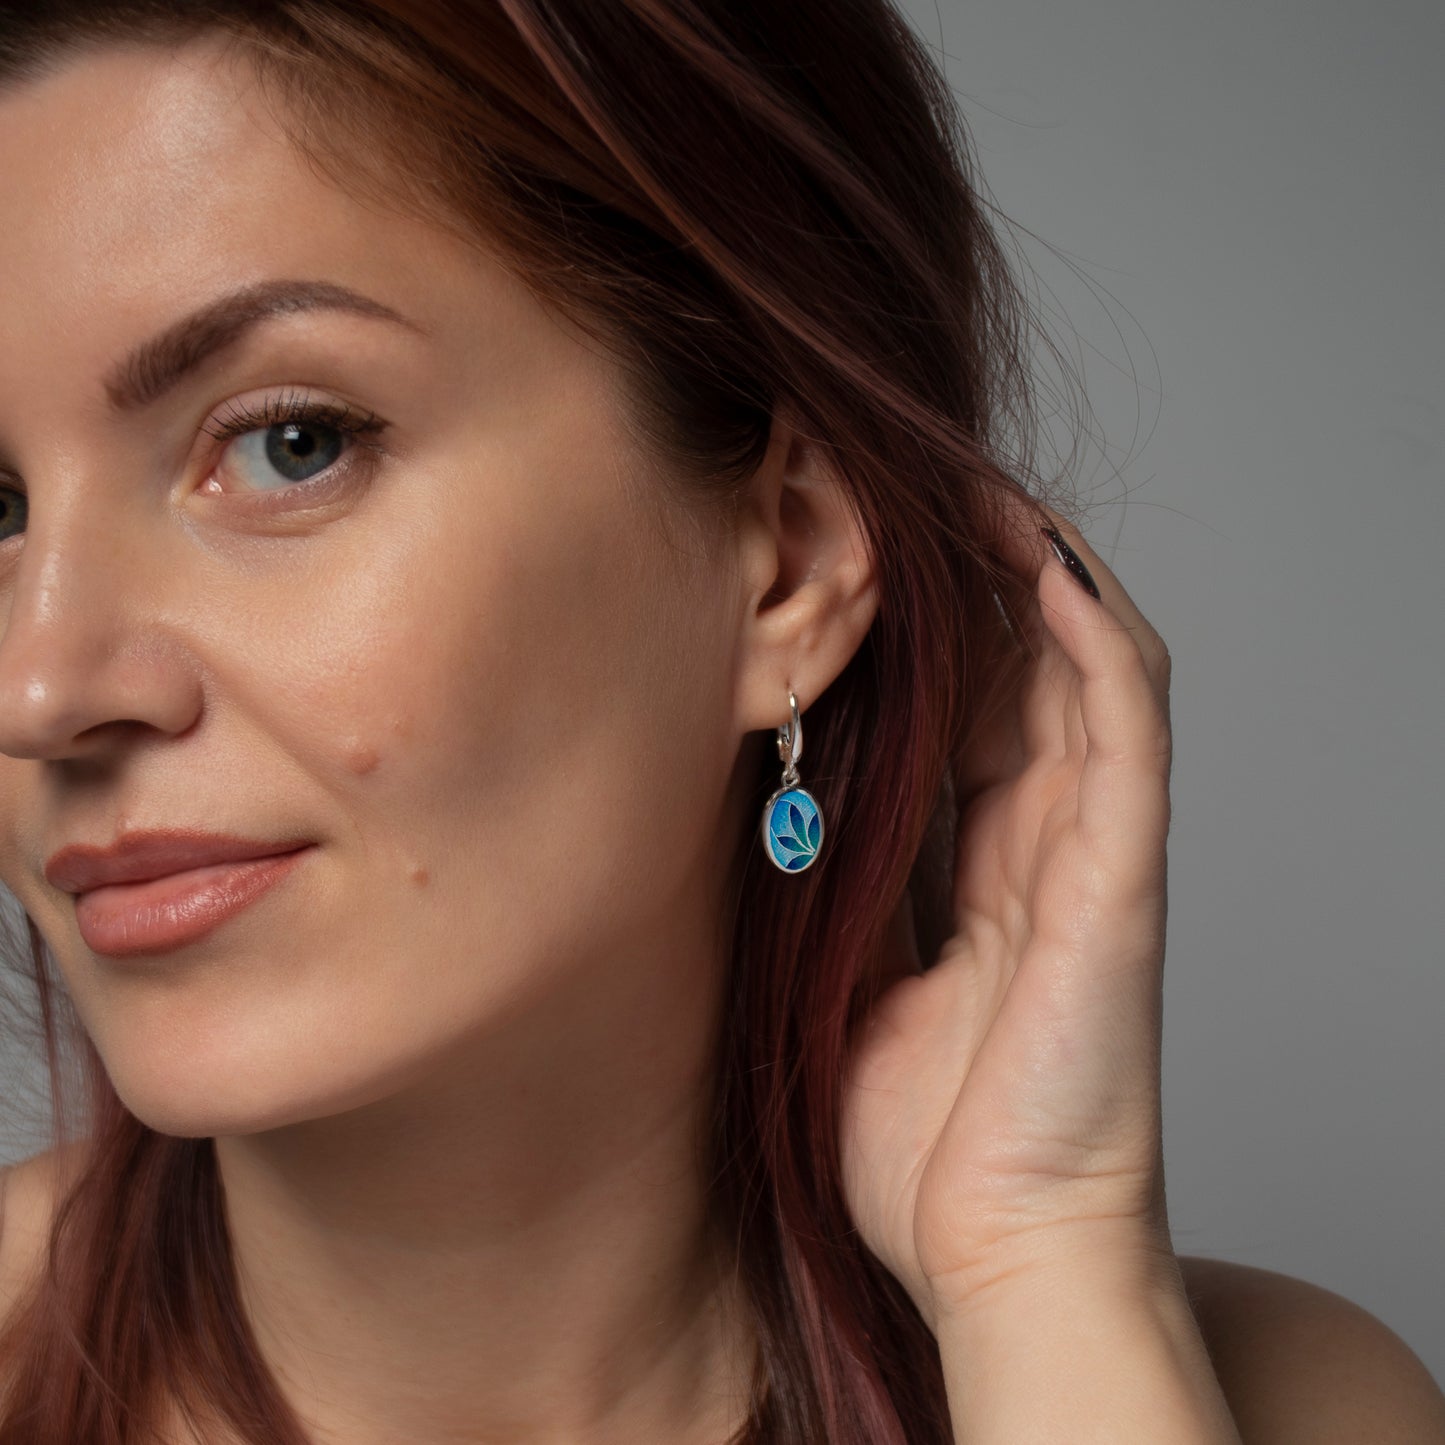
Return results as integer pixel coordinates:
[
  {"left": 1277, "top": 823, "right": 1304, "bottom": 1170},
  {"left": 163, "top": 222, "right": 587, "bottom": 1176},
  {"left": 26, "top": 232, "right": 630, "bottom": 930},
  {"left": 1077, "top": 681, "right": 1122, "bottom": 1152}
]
[
  {"left": 0, "top": 1142, "right": 88, "bottom": 1322},
  {"left": 1178, "top": 1253, "right": 1445, "bottom": 1443}
]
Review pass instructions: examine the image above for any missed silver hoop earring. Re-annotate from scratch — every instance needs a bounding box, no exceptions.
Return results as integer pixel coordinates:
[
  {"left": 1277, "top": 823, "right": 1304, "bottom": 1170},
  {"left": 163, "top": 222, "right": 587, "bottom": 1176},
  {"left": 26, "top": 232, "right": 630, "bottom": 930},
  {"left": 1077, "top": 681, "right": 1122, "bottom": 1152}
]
[{"left": 759, "top": 689, "right": 825, "bottom": 873}]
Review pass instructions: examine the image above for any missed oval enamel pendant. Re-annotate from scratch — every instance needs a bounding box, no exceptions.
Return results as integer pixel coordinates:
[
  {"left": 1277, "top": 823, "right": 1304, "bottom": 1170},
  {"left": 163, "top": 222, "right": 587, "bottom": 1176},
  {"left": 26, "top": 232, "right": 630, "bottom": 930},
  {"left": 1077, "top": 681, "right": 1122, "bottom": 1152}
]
[{"left": 760, "top": 786, "right": 824, "bottom": 872}]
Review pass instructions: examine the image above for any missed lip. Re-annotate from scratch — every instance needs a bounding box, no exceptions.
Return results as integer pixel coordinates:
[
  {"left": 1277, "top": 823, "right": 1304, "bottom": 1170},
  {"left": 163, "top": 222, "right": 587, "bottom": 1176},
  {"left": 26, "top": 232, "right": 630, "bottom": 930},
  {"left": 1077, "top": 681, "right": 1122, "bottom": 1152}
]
[
  {"left": 45, "top": 829, "right": 315, "bottom": 895},
  {"left": 72, "top": 846, "right": 315, "bottom": 957}
]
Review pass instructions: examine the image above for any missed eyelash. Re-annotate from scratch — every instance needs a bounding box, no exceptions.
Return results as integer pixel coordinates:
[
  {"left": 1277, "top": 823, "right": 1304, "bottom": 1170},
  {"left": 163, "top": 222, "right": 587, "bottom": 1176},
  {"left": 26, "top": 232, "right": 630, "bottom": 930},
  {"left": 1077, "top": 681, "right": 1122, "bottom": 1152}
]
[
  {"left": 0, "top": 390, "right": 385, "bottom": 547},
  {"left": 201, "top": 387, "right": 388, "bottom": 500}
]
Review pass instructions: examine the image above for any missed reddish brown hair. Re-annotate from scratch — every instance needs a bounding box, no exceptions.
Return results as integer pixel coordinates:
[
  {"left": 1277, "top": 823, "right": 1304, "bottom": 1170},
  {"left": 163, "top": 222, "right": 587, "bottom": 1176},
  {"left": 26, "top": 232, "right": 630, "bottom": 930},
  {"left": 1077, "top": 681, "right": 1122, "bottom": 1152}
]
[{"left": 0, "top": 1, "right": 1066, "bottom": 1439}]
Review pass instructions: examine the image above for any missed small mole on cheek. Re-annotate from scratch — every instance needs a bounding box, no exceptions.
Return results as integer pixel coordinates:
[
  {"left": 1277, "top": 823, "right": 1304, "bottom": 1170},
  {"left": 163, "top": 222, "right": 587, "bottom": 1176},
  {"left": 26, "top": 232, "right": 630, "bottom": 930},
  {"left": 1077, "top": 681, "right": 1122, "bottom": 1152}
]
[
  {"left": 409, "top": 864, "right": 430, "bottom": 888},
  {"left": 344, "top": 740, "right": 382, "bottom": 776}
]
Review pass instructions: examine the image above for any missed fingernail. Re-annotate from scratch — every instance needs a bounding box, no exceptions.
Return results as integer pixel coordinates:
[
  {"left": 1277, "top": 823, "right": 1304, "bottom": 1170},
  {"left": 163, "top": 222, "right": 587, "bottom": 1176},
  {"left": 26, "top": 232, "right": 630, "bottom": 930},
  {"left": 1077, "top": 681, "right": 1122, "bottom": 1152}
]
[
  {"left": 1041, "top": 526, "right": 1101, "bottom": 599},
  {"left": 989, "top": 586, "right": 1024, "bottom": 643}
]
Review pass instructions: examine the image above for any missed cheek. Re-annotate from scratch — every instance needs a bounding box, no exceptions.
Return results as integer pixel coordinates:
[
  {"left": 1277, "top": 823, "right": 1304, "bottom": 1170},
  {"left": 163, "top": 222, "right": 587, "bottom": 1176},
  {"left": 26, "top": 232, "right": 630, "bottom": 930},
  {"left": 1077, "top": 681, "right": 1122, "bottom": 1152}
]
[
  {"left": 0, "top": 777, "right": 34, "bottom": 898},
  {"left": 342, "top": 740, "right": 382, "bottom": 776},
  {"left": 0, "top": 423, "right": 739, "bottom": 1133},
  {"left": 257, "top": 462, "right": 711, "bottom": 941}
]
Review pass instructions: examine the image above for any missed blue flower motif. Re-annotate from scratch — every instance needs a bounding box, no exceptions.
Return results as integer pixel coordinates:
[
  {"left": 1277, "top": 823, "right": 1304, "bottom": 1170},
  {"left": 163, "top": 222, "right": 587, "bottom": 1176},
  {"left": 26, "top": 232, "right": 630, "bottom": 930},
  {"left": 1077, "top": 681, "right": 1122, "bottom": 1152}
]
[{"left": 767, "top": 788, "right": 821, "bottom": 870}]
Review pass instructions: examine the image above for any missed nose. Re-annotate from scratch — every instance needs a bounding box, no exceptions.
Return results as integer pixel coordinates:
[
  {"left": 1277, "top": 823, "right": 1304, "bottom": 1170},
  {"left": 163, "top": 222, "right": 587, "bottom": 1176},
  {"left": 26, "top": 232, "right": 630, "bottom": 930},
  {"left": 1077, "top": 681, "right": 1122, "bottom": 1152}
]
[{"left": 0, "top": 492, "right": 202, "bottom": 762}]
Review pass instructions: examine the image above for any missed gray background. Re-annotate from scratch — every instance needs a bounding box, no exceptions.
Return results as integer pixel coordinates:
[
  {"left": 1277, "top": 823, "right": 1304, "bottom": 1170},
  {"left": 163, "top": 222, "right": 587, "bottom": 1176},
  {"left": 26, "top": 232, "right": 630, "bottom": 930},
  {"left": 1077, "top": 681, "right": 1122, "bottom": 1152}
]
[
  {"left": 897, "top": 0, "right": 1443, "bottom": 1383},
  {"left": 1, "top": 0, "right": 1440, "bottom": 1390}
]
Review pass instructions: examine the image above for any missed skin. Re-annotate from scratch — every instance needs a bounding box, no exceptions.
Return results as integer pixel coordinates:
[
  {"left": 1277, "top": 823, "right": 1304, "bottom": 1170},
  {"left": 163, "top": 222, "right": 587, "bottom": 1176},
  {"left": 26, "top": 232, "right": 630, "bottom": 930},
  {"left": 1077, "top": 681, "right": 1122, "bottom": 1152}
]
[
  {"left": 0, "top": 36, "right": 878, "bottom": 1445},
  {"left": 3, "top": 25, "right": 1443, "bottom": 1445}
]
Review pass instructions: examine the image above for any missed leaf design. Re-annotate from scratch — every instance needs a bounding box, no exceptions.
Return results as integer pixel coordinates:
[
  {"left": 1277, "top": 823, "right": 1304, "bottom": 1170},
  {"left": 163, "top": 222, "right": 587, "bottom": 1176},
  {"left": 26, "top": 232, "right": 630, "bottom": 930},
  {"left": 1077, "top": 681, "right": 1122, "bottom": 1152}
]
[
  {"left": 767, "top": 793, "right": 820, "bottom": 869},
  {"left": 766, "top": 804, "right": 811, "bottom": 866}
]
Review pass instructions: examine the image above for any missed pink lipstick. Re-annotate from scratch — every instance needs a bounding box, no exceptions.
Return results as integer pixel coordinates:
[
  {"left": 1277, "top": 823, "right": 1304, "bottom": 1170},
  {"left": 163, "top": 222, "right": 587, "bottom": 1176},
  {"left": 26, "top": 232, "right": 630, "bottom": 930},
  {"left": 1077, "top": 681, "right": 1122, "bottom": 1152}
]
[
  {"left": 71, "top": 846, "right": 313, "bottom": 956},
  {"left": 45, "top": 830, "right": 316, "bottom": 958}
]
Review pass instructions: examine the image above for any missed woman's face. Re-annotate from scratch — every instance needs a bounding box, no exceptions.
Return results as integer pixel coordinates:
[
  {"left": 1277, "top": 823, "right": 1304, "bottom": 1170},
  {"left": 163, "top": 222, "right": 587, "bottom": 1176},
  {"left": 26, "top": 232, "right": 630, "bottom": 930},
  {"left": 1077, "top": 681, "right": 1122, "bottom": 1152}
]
[{"left": 0, "top": 37, "right": 767, "bottom": 1134}]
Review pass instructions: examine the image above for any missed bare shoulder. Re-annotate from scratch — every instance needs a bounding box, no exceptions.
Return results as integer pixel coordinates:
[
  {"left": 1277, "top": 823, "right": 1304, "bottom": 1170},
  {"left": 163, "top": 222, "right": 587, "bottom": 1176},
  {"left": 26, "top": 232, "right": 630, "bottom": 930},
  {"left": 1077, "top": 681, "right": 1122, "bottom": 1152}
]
[
  {"left": 1178, "top": 1253, "right": 1445, "bottom": 1443},
  {"left": 0, "top": 1142, "right": 89, "bottom": 1322}
]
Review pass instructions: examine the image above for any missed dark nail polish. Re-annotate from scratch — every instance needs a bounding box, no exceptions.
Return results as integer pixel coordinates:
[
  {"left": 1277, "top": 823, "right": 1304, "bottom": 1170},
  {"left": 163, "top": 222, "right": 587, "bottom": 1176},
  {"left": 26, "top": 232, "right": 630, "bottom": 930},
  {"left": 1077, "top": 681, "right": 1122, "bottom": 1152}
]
[{"left": 1041, "top": 526, "right": 1101, "bottom": 599}]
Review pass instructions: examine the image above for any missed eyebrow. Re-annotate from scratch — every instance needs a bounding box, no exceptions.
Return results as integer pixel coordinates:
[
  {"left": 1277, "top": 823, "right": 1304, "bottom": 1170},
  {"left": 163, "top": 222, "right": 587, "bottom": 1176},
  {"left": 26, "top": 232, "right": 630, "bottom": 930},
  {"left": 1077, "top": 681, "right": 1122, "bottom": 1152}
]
[{"left": 102, "top": 278, "right": 428, "bottom": 414}]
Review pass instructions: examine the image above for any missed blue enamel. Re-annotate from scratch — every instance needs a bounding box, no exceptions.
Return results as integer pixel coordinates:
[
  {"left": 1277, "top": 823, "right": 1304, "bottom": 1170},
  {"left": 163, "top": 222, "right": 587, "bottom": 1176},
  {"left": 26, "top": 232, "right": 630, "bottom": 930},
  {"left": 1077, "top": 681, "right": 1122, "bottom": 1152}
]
[{"left": 762, "top": 787, "right": 823, "bottom": 872}]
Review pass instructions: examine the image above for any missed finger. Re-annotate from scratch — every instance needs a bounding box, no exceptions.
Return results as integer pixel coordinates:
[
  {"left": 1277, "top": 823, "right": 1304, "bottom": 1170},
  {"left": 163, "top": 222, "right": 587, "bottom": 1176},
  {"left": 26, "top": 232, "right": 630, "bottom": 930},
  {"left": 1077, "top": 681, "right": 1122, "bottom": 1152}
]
[
  {"left": 1039, "top": 512, "right": 1171, "bottom": 715},
  {"left": 988, "top": 492, "right": 1170, "bottom": 716},
  {"left": 956, "top": 541, "right": 1084, "bottom": 800},
  {"left": 1036, "top": 550, "right": 1172, "bottom": 867},
  {"left": 955, "top": 491, "right": 1168, "bottom": 805}
]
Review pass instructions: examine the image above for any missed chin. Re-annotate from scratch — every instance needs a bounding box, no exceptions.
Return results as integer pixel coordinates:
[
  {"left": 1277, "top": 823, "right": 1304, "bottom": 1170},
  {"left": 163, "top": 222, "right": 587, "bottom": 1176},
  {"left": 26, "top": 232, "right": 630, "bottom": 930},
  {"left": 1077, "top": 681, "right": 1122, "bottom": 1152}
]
[
  {"left": 110, "top": 1081, "right": 321, "bottom": 1141},
  {"left": 101, "top": 1041, "right": 407, "bottom": 1142}
]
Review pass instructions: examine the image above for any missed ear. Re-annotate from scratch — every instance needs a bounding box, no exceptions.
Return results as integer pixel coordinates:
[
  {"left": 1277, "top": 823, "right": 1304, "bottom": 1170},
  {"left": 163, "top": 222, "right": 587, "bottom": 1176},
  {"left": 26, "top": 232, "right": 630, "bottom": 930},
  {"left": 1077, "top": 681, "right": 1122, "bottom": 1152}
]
[{"left": 732, "top": 401, "right": 879, "bottom": 734}]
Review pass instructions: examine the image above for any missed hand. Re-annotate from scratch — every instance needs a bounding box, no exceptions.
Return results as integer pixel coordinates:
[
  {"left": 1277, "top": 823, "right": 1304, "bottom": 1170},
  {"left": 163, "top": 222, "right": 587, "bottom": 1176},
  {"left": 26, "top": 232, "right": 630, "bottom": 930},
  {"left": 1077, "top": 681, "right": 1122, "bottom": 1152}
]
[{"left": 839, "top": 508, "right": 1178, "bottom": 1330}]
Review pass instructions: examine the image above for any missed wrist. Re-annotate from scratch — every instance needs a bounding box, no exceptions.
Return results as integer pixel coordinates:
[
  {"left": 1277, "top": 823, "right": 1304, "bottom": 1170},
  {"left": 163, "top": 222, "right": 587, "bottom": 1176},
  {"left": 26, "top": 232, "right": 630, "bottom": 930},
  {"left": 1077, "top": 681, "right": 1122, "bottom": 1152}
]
[
  {"left": 926, "top": 1219, "right": 1185, "bottom": 1333},
  {"left": 931, "top": 1241, "right": 1242, "bottom": 1445}
]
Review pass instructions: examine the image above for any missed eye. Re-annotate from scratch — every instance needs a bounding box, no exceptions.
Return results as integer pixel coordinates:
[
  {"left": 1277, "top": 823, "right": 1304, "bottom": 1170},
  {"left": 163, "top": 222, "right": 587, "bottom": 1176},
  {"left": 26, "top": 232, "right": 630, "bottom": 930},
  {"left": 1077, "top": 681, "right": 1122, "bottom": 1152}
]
[
  {"left": 200, "top": 387, "right": 388, "bottom": 502},
  {"left": 0, "top": 488, "right": 27, "bottom": 546},
  {"left": 0, "top": 389, "right": 387, "bottom": 547}
]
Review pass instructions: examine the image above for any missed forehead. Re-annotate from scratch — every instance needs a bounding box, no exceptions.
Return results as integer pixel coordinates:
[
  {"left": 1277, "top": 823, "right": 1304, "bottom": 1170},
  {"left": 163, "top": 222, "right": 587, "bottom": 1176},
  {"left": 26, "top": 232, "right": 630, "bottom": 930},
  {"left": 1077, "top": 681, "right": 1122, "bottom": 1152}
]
[
  {"left": 0, "top": 34, "right": 623, "bottom": 446},
  {"left": 0, "top": 37, "right": 498, "bottom": 374},
  {"left": 1, "top": 39, "right": 323, "bottom": 293}
]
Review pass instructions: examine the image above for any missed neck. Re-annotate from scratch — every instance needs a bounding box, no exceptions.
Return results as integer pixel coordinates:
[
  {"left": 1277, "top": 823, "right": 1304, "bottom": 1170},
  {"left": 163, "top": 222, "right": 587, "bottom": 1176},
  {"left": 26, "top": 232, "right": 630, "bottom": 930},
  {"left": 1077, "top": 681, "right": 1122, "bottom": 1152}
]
[{"left": 204, "top": 891, "right": 756, "bottom": 1444}]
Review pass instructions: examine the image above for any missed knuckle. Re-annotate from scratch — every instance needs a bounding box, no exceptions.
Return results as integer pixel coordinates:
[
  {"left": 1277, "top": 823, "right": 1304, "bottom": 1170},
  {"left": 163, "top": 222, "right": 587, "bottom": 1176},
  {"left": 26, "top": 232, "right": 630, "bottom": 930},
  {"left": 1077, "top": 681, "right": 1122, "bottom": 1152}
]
[
  {"left": 1128, "top": 688, "right": 1174, "bottom": 766},
  {"left": 1154, "top": 644, "right": 1173, "bottom": 693},
  {"left": 1149, "top": 716, "right": 1174, "bottom": 765},
  {"left": 1135, "top": 628, "right": 1171, "bottom": 687}
]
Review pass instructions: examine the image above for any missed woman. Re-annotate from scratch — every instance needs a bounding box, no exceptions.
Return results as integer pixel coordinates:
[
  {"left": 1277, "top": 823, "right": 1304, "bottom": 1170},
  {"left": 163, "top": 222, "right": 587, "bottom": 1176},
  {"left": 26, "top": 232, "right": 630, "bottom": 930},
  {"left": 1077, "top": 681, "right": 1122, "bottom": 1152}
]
[{"left": 0, "top": 2, "right": 1439, "bottom": 1442}]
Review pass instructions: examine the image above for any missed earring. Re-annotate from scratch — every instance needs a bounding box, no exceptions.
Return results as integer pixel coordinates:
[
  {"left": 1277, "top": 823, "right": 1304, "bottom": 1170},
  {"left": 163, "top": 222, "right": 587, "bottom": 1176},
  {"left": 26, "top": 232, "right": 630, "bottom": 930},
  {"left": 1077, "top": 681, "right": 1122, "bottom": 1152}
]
[{"left": 759, "top": 688, "right": 825, "bottom": 873}]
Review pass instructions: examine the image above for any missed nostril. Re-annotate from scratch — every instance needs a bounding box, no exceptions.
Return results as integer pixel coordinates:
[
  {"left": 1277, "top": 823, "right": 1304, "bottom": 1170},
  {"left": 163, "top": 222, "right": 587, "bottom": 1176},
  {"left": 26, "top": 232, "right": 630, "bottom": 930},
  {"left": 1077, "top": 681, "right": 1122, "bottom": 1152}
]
[{"left": 0, "top": 642, "right": 202, "bottom": 764}]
